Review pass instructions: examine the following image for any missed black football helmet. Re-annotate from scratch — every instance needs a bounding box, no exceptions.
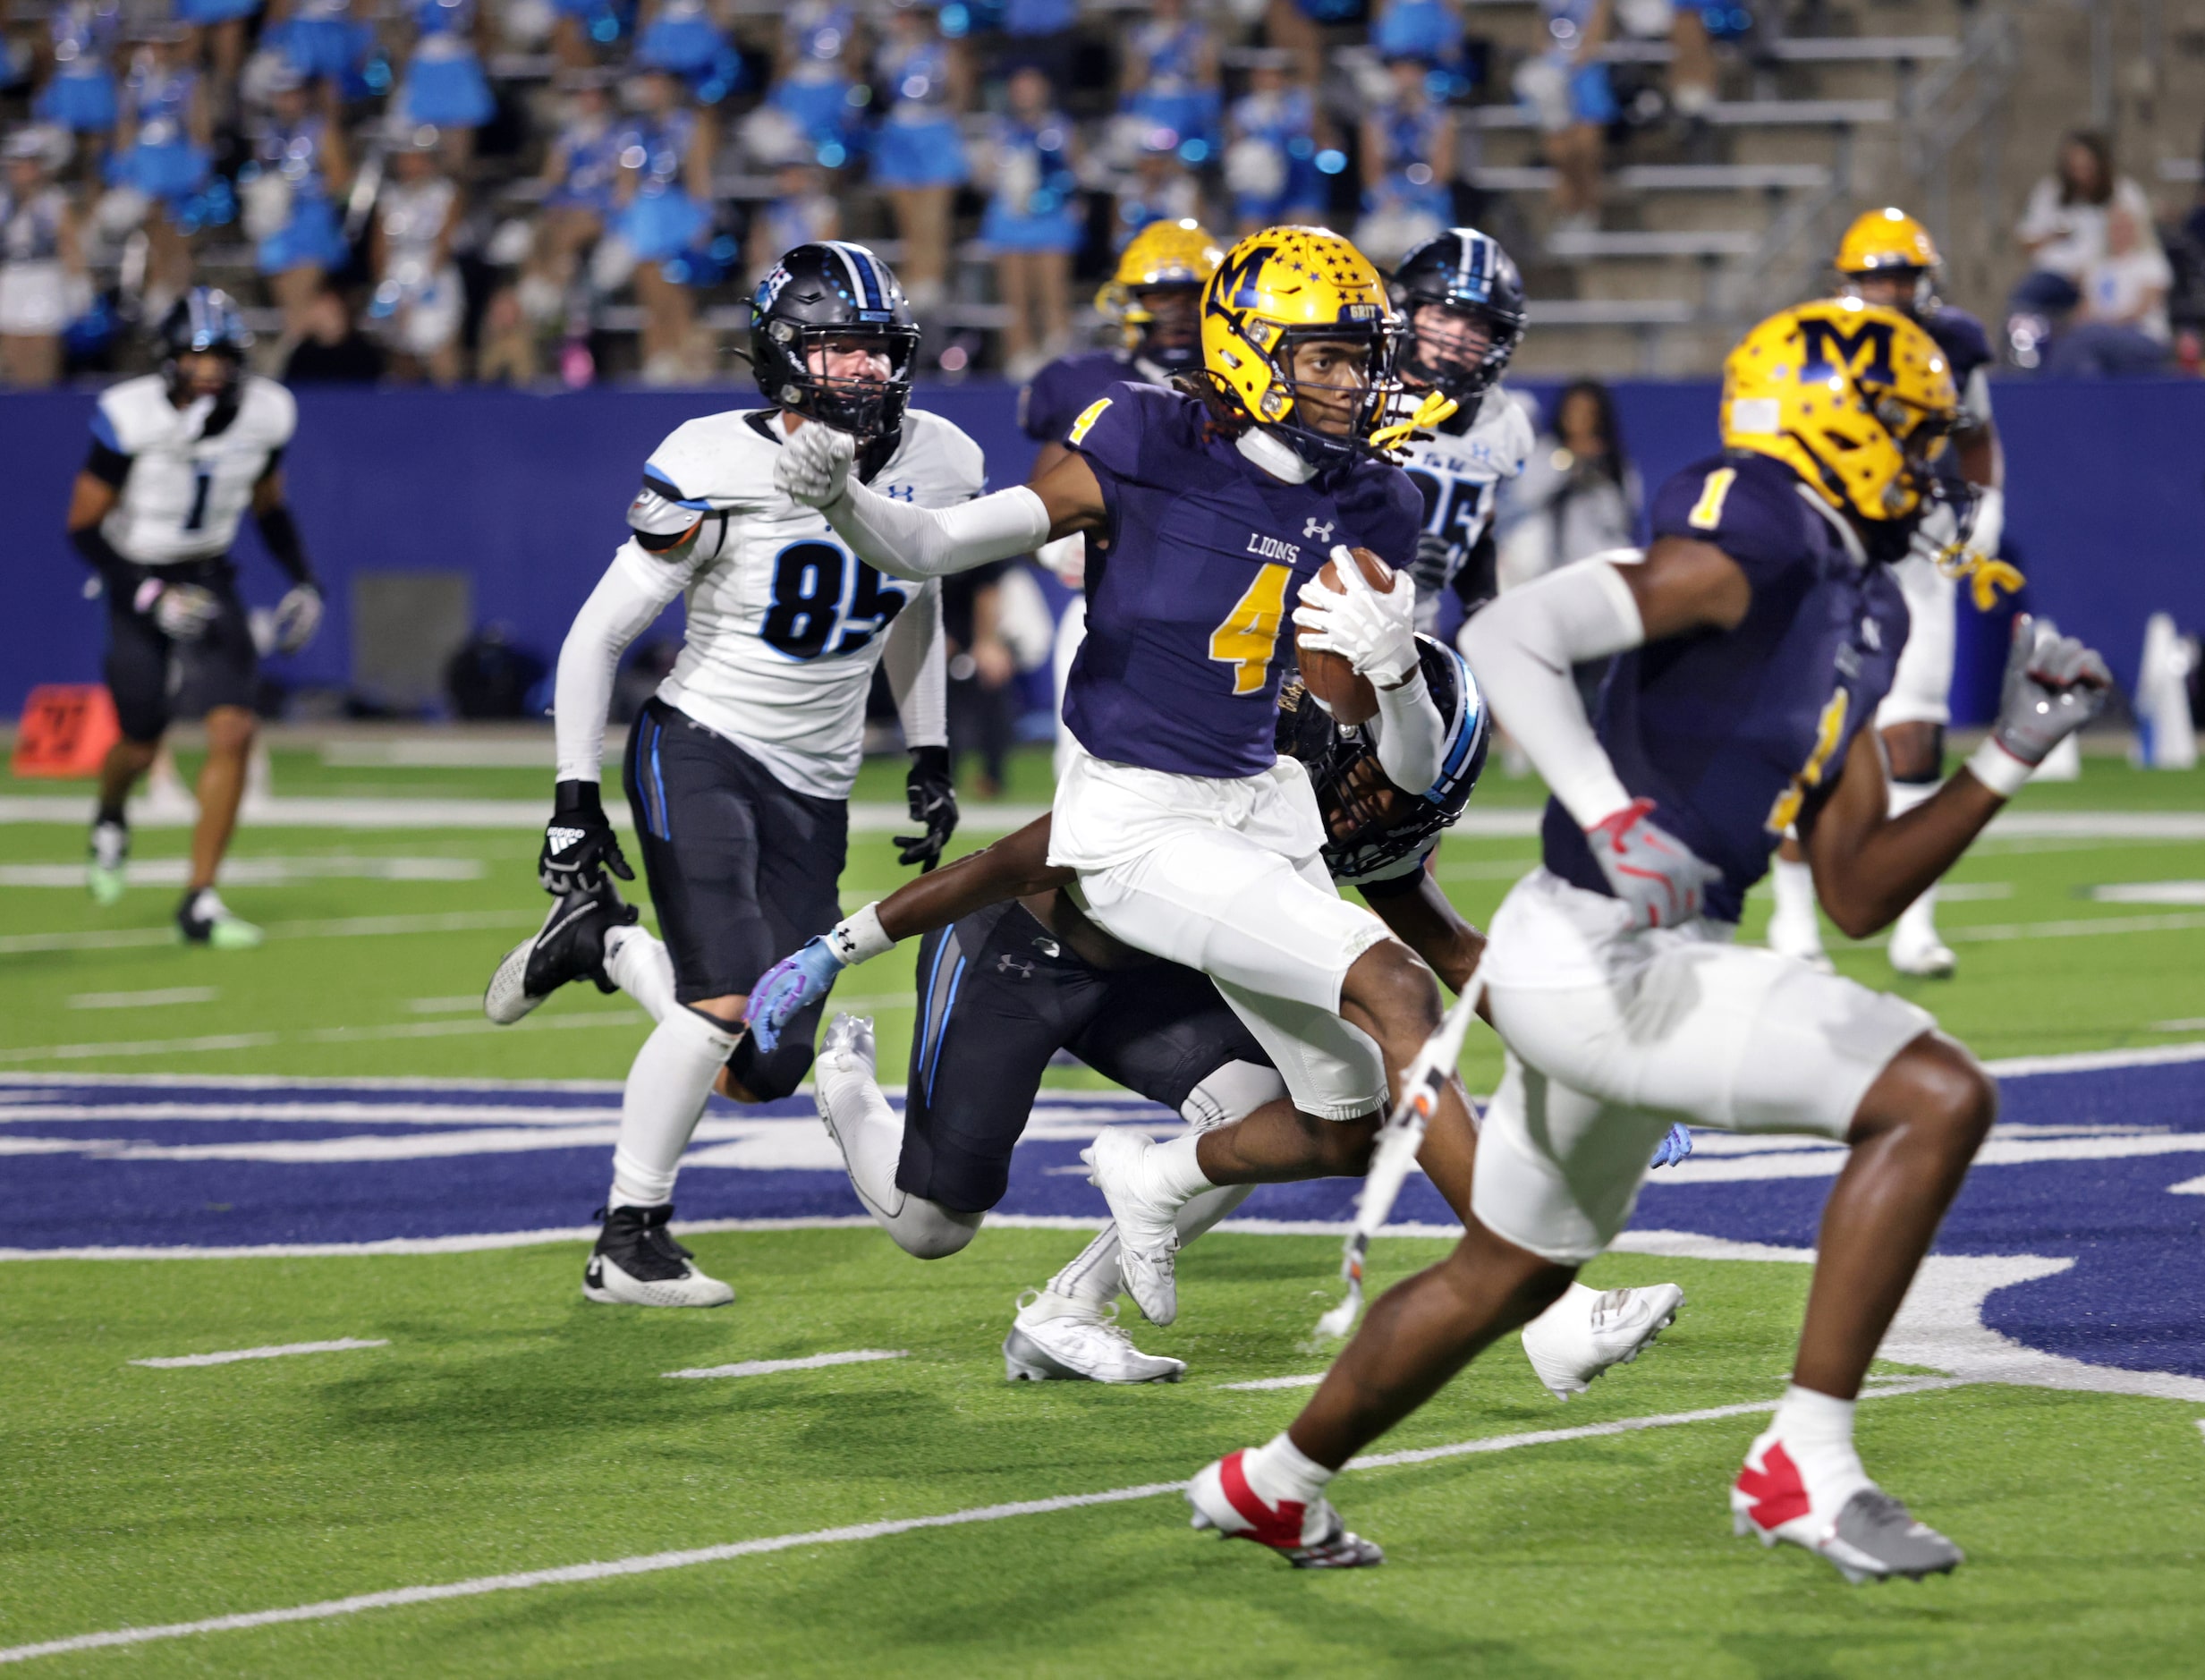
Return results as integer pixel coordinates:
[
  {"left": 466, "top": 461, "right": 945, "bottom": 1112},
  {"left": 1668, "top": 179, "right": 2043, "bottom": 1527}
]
[
  {"left": 1390, "top": 228, "right": 1527, "bottom": 410},
  {"left": 1277, "top": 633, "right": 1492, "bottom": 885},
  {"left": 750, "top": 242, "right": 920, "bottom": 441},
  {"left": 157, "top": 287, "right": 252, "bottom": 406}
]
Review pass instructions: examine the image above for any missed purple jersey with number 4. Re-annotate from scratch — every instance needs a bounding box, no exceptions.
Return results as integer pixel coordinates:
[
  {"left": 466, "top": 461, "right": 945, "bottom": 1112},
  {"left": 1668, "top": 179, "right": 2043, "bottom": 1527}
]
[
  {"left": 1540, "top": 451, "right": 1909, "bottom": 923},
  {"left": 1062, "top": 382, "right": 1422, "bottom": 779}
]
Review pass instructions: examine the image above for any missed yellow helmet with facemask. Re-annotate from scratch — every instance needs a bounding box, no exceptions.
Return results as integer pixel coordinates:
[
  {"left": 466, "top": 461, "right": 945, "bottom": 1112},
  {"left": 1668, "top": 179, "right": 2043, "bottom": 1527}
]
[
  {"left": 1720, "top": 299, "right": 1959, "bottom": 524},
  {"left": 1197, "top": 225, "right": 1398, "bottom": 468},
  {"left": 1835, "top": 208, "right": 1942, "bottom": 314}
]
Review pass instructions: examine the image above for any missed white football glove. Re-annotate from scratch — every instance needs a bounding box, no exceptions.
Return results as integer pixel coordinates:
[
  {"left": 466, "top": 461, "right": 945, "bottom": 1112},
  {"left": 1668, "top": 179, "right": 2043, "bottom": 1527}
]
[
  {"left": 1290, "top": 546, "right": 1420, "bottom": 687},
  {"left": 776, "top": 420, "right": 855, "bottom": 509},
  {"left": 135, "top": 577, "right": 221, "bottom": 641},
  {"left": 271, "top": 584, "right": 323, "bottom": 654}
]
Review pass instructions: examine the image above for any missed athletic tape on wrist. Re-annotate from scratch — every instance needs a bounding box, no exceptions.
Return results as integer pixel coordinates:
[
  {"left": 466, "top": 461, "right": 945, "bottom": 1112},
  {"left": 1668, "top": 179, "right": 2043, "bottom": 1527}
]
[
  {"left": 828, "top": 902, "right": 895, "bottom": 966},
  {"left": 1965, "top": 736, "right": 2032, "bottom": 799}
]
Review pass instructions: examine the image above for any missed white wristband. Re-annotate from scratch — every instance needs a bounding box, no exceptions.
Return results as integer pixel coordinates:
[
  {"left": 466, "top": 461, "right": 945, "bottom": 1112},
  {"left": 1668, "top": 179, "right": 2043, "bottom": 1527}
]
[
  {"left": 1965, "top": 736, "right": 2032, "bottom": 799},
  {"left": 827, "top": 902, "right": 896, "bottom": 966}
]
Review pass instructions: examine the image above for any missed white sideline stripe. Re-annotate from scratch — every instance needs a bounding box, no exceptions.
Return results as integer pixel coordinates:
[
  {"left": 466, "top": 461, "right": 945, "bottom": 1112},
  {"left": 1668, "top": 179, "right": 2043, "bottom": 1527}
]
[
  {"left": 663, "top": 1349, "right": 906, "bottom": 1381},
  {"left": 130, "top": 1338, "right": 388, "bottom": 1369},
  {"left": 0, "top": 1010, "right": 645, "bottom": 1065},
  {"left": 0, "top": 796, "right": 1047, "bottom": 836},
  {"left": 0, "top": 1383, "right": 1962, "bottom": 1666},
  {"left": 1981, "top": 1039, "right": 2205, "bottom": 1076},
  {"left": 0, "top": 857, "right": 484, "bottom": 888},
  {"left": 1944, "top": 910, "right": 2205, "bottom": 945},
  {"left": 1218, "top": 1373, "right": 1326, "bottom": 1391},
  {"left": 0, "top": 910, "right": 534, "bottom": 956}
]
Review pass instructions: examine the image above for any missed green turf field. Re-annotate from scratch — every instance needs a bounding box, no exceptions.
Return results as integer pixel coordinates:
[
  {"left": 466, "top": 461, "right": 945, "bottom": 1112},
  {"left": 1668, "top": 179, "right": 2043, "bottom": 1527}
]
[{"left": 4, "top": 738, "right": 2204, "bottom": 1676}]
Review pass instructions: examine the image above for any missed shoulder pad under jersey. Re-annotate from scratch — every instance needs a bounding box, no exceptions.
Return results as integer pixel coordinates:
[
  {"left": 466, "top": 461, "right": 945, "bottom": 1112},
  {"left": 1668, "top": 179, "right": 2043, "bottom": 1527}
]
[
  {"left": 636, "top": 409, "right": 779, "bottom": 516},
  {"left": 92, "top": 375, "right": 174, "bottom": 455},
  {"left": 234, "top": 376, "right": 299, "bottom": 449},
  {"left": 885, "top": 409, "right": 988, "bottom": 503}
]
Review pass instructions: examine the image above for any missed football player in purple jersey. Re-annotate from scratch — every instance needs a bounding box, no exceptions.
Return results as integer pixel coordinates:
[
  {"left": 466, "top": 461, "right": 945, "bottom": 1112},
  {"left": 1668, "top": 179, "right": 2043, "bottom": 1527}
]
[
  {"left": 1201, "top": 301, "right": 2108, "bottom": 1581},
  {"left": 1770, "top": 208, "right": 2013, "bottom": 979}
]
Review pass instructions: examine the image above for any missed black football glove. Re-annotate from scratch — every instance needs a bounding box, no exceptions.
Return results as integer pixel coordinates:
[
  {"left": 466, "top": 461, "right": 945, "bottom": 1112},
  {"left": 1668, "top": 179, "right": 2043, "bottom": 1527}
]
[
  {"left": 1409, "top": 530, "right": 1456, "bottom": 601},
  {"left": 895, "top": 745, "right": 958, "bottom": 872},
  {"left": 538, "top": 779, "right": 633, "bottom": 895}
]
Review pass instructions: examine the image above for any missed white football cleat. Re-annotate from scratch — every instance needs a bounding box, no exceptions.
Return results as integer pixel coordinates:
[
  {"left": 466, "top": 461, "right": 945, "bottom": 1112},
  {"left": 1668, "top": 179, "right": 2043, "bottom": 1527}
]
[
  {"left": 1732, "top": 1431, "right": 1963, "bottom": 1583},
  {"left": 1081, "top": 1129, "right": 1183, "bottom": 1326},
  {"left": 1888, "top": 921, "right": 1956, "bottom": 979},
  {"left": 1767, "top": 912, "right": 1835, "bottom": 973},
  {"left": 581, "top": 1204, "right": 734, "bottom": 1308},
  {"left": 1003, "top": 1290, "right": 1185, "bottom": 1384},
  {"left": 1186, "top": 1451, "right": 1384, "bottom": 1568},
  {"left": 1521, "top": 1281, "right": 1685, "bottom": 1400}
]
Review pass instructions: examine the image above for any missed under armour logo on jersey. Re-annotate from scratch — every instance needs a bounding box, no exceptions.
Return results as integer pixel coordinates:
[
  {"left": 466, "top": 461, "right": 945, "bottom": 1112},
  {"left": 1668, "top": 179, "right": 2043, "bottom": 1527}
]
[
  {"left": 1303, "top": 518, "right": 1335, "bottom": 542},
  {"left": 547, "top": 826, "right": 587, "bottom": 856},
  {"left": 884, "top": 483, "right": 916, "bottom": 502},
  {"left": 996, "top": 955, "right": 1036, "bottom": 980}
]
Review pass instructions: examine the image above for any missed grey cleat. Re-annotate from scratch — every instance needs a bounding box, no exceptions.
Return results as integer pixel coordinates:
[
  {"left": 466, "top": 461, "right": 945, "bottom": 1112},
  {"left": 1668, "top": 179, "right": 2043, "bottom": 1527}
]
[
  {"left": 1003, "top": 1294, "right": 1185, "bottom": 1384},
  {"left": 1818, "top": 1489, "right": 1965, "bottom": 1583}
]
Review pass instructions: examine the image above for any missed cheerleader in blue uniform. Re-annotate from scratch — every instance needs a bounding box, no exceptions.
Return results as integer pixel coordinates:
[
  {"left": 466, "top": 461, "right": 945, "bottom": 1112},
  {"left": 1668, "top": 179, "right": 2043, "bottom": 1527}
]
[
  {"left": 980, "top": 64, "right": 1081, "bottom": 376},
  {"left": 263, "top": 0, "right": 373, "bottom": 97},
  {"left": 111, "top": 26, "right": 212, "bottom": 307},
  {"left": 1119, "top": 0, "right": 1218, "bottom": 157},
  {"left": 176, "top": 0, "right": 259, "bottom": 109},
  {"left": 398, "top": 0, "right": 495, "bottom": 165},
  {"left": 1356, "top": 55, "right": 1455, "bottom": 265},
  {"left": 245, "top": 65, "right": 352, "bottom": 341},
  {"left": 610, "top": 66, "right": 716, "bottom": 381},
  {"left": 1224, "top": 50, "right": 1328, "bottom": 235},
  {"left": 870, "top": 2, "right": 966, "bottom": 309},
  {"left": 636, "top": 0, "right": 744, "bottom": 106},
  {"left": 35, "top": 2, "right": 120, "bottom": 170},
  {"left": 769, "top": 0, "right": 861, "bottom": 165}
]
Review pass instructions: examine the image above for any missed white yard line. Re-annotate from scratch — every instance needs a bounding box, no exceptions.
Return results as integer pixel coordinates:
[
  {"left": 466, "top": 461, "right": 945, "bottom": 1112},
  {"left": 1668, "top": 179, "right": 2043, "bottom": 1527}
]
[
  {"left": 130, "top": 1338, "right": 388, "bottom": 1370},
  {"left": 66, "top": 988, "right": 218, "bottom": 1011},
  {"left": 0, "top": 858, "right": 483, "bottom": 888},
  {"left": 663, "top": 1349, "right": 907, "bottom": 1381},
  {"left": 1943, "top": 911, "right": 2205, "bottom": 945},
  {"left": 0, "top": 1383, "right": 1962, "bottom": 1667},
  {"left": 0, "top": 1010, "right": 644, "bottom": 1065},
  {"left": 0, "top": 797, "right": 1047, "bottom": 835},
  {"left": 0, "top": 909, "right": 534, "bottom": 956},
  {"left": 1217, "top": 1373, "right": 1326, "bottom": 1391}
]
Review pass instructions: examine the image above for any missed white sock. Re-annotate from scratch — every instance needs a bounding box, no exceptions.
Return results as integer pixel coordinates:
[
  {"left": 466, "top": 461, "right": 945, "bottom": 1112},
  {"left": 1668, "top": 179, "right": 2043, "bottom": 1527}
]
[
  {"left": 1146, "top": 1132, "right": 1217, "bottom": 1204},
  {"left": 1244, "top": 1430, "right": 1334, "bottom": 1507},
  {"left": 602, "top": 925, "right": 678, "bottom": 1024},
  {"left": 606, "top": 1006, "right": 740, "bottom": 1209},
  {"left": 1886, "top": 780, "right": 1941, "bottom": 940},
  {"left": 1768, "top": 1382, "right": 1871, "bottom": 1511},
  {"left": 1039, "top": 1181, "right": 1255, "bottom": 1311},
  {"left": 816, "top": 1043, "right": 907, "bottom": 1216},
  {"left": 1769, "top": 855, "right": 1819, "bottom": 937}
]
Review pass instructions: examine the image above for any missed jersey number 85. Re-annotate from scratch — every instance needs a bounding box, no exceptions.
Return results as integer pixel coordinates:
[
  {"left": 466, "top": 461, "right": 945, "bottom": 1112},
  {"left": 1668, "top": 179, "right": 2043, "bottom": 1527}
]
[{"left": 760, "top": 540, "right": 911, "bottom": 660}]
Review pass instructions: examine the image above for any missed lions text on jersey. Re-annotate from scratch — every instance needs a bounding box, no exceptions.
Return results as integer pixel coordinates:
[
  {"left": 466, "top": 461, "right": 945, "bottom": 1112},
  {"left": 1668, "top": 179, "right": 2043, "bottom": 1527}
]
[
  {"left": 598, "top": 407, "right": 985, "bottom": 800},
  {"left": 91, "top": 374, "right": 297, "bottom": 565},
  {"left": 1396, "top": 384, "right": 1533, "bottom": 621}
]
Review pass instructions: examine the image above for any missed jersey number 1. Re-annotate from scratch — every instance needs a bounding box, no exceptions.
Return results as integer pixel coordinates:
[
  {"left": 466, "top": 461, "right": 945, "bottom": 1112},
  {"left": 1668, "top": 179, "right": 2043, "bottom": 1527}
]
[
  {"left": 1209, "top": 563, "right": 1291, "bottom": 695},
  {"left": 182, "top": 469, "right": 213, "bottom": 533}
]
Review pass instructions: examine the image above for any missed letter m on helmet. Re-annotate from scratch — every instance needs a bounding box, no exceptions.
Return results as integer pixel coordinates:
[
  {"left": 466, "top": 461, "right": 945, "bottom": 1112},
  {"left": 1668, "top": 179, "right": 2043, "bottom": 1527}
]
[
  {"left": 1797, "top": 316, "right": 1896, "bottom": 389},
  {"left": 1208, "top": 243, "right": 1276, "bottom": 324}
]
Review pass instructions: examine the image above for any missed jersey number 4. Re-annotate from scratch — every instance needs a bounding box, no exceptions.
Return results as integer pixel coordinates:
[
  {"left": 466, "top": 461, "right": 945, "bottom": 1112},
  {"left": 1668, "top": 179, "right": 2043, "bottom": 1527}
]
[
  {"left": 1209, "top": 562, "right": 1291, "bottom": 695},
  {"left": 760, "top": 540, "right": 909, "bottom": 660}
]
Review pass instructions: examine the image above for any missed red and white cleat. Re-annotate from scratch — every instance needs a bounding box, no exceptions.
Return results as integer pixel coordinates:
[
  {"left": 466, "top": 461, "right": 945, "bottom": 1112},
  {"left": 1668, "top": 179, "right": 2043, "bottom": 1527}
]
[
  {"left": 1731, "top": 1434, "right": 1963, "bottom": 1584},
  {"left": 1186, "top": 1451, "right": 1384, "bottom": 1569}
]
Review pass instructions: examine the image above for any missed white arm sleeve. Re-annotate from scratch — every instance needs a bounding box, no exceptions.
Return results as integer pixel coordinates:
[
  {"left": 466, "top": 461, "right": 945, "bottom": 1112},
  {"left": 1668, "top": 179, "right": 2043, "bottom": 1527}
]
[
  {"left": 822, "top": 480, "right": 1053, "bottom": 581},
  {"left": 1367, "top": 666, "right": 1446, "bottom": 796},
  {"left": 881, "top": 578, "right": 947, "bottom": 751},
  {"left": 553, "top": 545, "right": 691, "bottom": 784},
  {"left": 1458, "top": 557, "right": 1646, "bottom": 827}
]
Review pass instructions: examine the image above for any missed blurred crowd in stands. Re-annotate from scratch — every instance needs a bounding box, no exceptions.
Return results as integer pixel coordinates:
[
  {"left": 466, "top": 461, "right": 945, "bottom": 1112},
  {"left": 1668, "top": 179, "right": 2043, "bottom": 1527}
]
[{"left": 1, "top": 0, "right": 2202, "bottom": 388}]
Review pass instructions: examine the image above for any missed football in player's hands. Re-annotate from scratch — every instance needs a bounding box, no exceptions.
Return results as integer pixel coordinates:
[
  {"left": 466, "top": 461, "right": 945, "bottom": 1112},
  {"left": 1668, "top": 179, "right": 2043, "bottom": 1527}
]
[
  {"left": 776, "top": 420, "right": 855, "bottom": 508},
  {"left": 1293, "top": 547, "right": 1404, "bottom": 725}
]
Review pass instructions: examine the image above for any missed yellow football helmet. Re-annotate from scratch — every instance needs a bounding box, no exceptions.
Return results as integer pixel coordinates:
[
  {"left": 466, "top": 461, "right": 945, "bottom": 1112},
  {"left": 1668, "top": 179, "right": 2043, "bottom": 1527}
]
[
  {"left": 1720, "top": 299, "right": 1959, "bottom": 523},
  {"left": 1097, "top": 218, "right": 1222, "bottom": 373},
  {"left": 1835, "top": 208, "right": 1941, "bottom": 313},
  {"left": 1198, "top": 225, "right": 1397, "bottom": 465}
]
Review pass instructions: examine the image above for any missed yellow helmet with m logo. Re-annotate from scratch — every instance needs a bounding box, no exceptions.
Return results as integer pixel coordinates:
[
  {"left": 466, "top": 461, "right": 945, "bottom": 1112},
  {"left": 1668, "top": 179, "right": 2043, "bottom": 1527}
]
[
  {"left": 1835, "top": 208, "right": 1942, "bottom": 314},
  {"left": 1198, "top": 225, "right": 1398, "bottom": 468},
  {"left": 1096, "top": 218, "right": 1223, "bottom": 371},
  {"left": 1721, "top": 299, "right": 1959, "bottom": 523}
]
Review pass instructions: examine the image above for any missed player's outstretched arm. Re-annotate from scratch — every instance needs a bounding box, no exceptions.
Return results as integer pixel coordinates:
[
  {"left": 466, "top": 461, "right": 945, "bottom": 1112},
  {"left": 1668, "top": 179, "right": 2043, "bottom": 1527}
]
[
  {"left": 745, "top": 819, "right": 1073, "bottom": 1049},
  {"left": 250, "top": 469, "right": 324, "bottom": 653},
  {"left": 776, "top": 423, "right": 1107, "bottom": 581},
  {"left": 1803, "top": 614, "right": 2107, "bottom": 937}
]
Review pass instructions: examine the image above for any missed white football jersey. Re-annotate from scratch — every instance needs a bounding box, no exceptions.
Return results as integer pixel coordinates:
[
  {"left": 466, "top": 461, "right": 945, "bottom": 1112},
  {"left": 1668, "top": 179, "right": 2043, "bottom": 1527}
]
[
  {"left": 1397, "top": 384, "right": 1533, "bottom": 628},
  {"left": 628, "top": 407, "right": 985, "bottom": 800},
  {"left": 94, "top": 374, "right": 297, "bottom": 565}
]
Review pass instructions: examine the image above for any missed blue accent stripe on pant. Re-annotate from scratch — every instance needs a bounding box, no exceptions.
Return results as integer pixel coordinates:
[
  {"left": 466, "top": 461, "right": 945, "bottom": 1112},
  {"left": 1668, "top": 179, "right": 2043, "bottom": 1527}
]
[
  {"left": 925, "top": 955, "right": 967, "bottom": 1104},
  {"left": 646, "top": 717, "right": 671, "bottom": 840}
]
